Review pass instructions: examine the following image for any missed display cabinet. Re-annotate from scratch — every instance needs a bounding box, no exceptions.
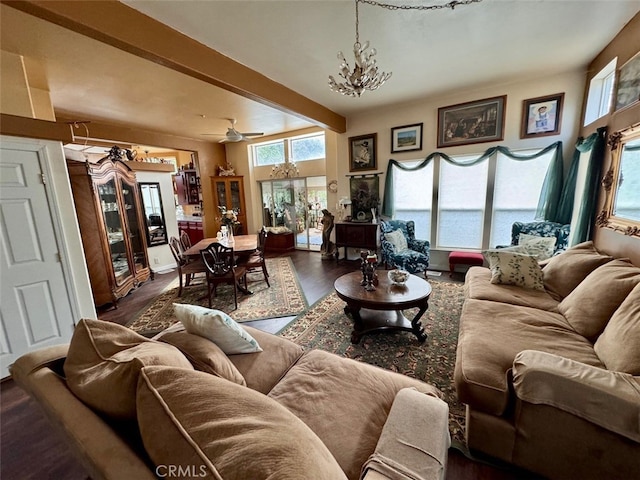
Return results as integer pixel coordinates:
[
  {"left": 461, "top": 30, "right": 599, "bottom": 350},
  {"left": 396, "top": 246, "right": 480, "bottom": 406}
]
[
  {"left": 335, "top": 222, "right": 378, "bottom": 263},
  {"left": 211, "top": 176, "right": 246, "bottom": 234},
  {"left": 174, "top": 169, "right": 201, "bottom": 205},
  {"left": 67, "top": 147, "right": 151, "bottom": 307}
]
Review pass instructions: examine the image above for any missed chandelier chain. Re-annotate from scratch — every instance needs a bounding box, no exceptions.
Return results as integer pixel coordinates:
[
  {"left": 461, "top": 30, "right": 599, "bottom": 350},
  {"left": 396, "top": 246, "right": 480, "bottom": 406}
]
[
  {"left": 355, "top": 0, "right": 360, "bottom": 45},
  {"left": 358, "top": 0, "right": 482, "bottom": 11}
]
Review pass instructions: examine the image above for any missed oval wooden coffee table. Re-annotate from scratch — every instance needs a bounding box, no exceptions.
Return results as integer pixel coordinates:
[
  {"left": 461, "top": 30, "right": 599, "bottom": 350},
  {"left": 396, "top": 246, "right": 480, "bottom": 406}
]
[{"left": 334, "top": 271, "right": 431, "bottom": 344}]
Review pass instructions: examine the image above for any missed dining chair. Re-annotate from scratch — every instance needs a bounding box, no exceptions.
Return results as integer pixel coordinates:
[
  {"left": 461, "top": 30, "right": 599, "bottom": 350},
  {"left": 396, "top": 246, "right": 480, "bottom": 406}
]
[
  {"left": 200, "top": 242, "right": 247, "bottom": 310},
  {"left": 169, "top": 236, "right": 206, "bottom": 296},
  {"left": 238, "top": 227, "right": 270, "bottom": 287},
  {"left": 179, "top": 230, "right": 192, "bottom": 250}
]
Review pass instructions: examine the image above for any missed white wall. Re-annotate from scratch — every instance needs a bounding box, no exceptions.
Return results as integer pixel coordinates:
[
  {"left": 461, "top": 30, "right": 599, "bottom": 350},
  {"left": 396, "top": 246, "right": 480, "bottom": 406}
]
[{"left": 337, "top": 70, "right": 586, "bottom": 269}]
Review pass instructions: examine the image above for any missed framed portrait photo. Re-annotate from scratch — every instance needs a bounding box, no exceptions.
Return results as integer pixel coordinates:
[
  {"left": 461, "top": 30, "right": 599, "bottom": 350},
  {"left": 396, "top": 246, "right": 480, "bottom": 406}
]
[
  {"left": 391, "top": 123, "right": 423, "bottom": 153},
  {"left": 520, "top": 93, "right": 564, "bottom": 139},
  {"left": 615, "top": 51, "right": 640, "bottom": 111},
  {"left": 349, "top": 133, "right": 377, "bottom": 172},
  {"left": 437, "top": 95, "right": 506, "bottom": 148}
]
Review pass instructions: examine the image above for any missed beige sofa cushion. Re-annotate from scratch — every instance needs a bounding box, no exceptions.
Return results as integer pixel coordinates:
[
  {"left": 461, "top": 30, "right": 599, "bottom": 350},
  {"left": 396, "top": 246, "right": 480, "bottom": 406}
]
[
  {"left": 63, "top": 319, "right": 192, "bottom": 419},
  {"left": 268, "top": 350, "right": 441, "bottom": 480},
  {"left": 159, "top": 331, "right": 246, "bottom": 386},
  {"left": 594, "top": 283, "right": 640, "bottom": 374},
  {"left": 137, "top": 365, "right": 347, "bottom": 480},
  {"left": 542, "top": 241, "right": 613, "bottom": 299},
  {"left": 559, "top": 259, "right": 640, "bottom": 341},
  {"left": 455, "top": 299, "right": 604, "bottom": 416},
  {"left": 227, "top": 326, "right": 304, "bottom": 394},
  {"left": 464, "top": 267, "right": 559, "bottom": 311}
]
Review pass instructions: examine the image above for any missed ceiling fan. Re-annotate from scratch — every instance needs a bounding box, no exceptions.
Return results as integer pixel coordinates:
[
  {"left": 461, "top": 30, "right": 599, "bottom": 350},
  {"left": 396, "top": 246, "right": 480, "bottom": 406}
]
[{"left": 202, "top": 118, "right": 264, "bottom": 143}]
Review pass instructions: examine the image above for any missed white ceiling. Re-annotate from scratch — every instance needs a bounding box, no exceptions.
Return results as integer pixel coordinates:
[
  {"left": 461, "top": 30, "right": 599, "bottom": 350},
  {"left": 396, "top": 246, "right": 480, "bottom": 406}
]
[{"left": 2, "top": 1, "right": 639, "bottom": 142}]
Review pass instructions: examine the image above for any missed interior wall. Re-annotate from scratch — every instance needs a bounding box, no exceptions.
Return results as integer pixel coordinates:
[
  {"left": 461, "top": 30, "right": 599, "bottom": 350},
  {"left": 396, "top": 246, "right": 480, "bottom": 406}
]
[
  {"left": 583, "top": 12, "right": 640, "bottom": 265},
  {"left": 339, "top": 69, "right": 586, "bottom": 269}
]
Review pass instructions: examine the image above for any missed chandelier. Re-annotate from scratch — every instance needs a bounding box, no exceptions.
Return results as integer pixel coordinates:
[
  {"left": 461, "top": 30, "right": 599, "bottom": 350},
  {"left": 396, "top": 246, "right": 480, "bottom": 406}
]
[
  {"left": 328, "top": 0, "right": 483, "bottom": 97},
  {"left": 270, "top": 161, "right": 300, "bottom": 178}
]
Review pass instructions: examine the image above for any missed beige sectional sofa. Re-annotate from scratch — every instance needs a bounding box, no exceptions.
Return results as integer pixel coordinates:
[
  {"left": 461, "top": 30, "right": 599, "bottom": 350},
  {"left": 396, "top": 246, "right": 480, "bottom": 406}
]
[
  {"left": 11, "top": 317, "right": 451, "bottom": 480},
  {"left": 455, "top": 241, "right": 640, "bottom": 480}
]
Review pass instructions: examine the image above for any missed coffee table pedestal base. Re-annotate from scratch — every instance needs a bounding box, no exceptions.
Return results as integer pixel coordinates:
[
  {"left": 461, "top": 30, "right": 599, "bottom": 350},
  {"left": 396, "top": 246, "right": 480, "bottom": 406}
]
[{"left": 344, "top": 305, "right": 427, "bottom": 344}]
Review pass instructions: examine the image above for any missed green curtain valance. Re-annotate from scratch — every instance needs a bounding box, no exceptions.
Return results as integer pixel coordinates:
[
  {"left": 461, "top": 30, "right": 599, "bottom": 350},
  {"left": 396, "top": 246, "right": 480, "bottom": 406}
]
[{"left": 382, "top": 141, "right": 563, "bottom": 220}]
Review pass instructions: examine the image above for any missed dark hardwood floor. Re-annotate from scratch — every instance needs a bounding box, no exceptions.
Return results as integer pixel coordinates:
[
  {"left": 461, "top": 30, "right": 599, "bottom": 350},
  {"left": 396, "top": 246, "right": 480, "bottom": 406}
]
[{"left": 1, "top": 250, "right": 534, "bottom": 480}]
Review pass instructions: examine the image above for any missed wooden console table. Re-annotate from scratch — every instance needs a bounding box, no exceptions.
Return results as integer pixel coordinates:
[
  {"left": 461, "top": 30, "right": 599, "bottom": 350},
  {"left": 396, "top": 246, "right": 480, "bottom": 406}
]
[{"left": 335, "top": 222, "right": 378, "bottom": 262}]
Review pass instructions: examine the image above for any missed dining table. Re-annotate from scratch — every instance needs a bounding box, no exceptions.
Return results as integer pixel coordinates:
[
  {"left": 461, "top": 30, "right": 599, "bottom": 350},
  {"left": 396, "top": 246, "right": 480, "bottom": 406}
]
[{"left": 182, "top": 234, "right": 258, "bottom": 295}]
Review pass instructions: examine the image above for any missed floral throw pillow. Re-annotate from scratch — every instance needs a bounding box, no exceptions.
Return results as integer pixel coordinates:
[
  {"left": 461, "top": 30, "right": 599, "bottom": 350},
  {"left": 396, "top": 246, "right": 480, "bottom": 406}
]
[
  {"left": 483, "top": 250, "right": 545, "bottom": 291},
  {"left": 384, "top": 229, "right": 408, "bottom": 252}
]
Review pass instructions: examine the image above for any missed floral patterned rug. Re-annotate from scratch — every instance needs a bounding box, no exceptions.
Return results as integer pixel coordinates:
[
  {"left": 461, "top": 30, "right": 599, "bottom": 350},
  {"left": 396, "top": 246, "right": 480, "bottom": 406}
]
[
  {"left": 127, "top": 257, "right": 307, "bottom": 336},
  {"left": 279, "top": 278, "right": 466, "bottom": 445}
]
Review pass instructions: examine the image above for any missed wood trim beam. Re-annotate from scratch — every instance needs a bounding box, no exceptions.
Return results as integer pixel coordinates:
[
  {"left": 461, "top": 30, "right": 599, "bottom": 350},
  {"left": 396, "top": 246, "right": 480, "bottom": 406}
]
[
  {"left": 4, "top": 0, "right": 347, "bottom": 133},
  {"left": 0, "top": 113, "right": 72, "bottom": 142}
]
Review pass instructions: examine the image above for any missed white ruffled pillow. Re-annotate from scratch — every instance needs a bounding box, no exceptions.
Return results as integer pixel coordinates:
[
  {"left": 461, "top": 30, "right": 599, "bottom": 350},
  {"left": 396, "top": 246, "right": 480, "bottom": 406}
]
[
  {"left": 173, "top": 304, "right": 262, "bottom": 354},
  {"left": 384, "top": 229, "right": 408, "bottom": 252}
]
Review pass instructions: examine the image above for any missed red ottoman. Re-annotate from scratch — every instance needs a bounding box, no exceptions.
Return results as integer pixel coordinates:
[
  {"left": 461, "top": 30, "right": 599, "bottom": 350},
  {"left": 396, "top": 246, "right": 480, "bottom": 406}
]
[{"left": 449, "top": 251, "right": 484, "bottom": 277}]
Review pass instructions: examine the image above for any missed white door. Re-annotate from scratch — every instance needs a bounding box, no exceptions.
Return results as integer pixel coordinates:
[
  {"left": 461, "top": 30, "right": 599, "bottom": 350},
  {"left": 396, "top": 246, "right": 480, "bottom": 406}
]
[{"left": 0, "top": 141, "right": 76, "bottom": 377}]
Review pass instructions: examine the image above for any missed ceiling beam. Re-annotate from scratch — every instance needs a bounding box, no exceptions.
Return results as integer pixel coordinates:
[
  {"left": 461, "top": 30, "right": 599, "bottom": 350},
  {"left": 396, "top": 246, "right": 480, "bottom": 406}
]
[{"left": 4, "top": 0, "right": 347, "bottom": 133}]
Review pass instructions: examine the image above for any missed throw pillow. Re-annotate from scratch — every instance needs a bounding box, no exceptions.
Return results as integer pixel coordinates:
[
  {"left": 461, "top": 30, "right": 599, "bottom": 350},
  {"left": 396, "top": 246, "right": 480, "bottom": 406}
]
[
  {"left": 559, "top": 259, "right": 640, "bottom": 341},
  {"left": 542, "top": 241, "right": 613, "bottom": 299},
  {"left": 137, "top": 366, "right": 348, "bottom": 480},
  {"left": 483, "top": 250, "right": 545, "bottom": 291},
  {"left": 173, "top": 303, "right": 262, "bottom": 354},
  {"left": 384, "top": 229, "right": 408, "bottom": 252},
  {"left": 159, "top": 331, "right": 246, "bottom": 386},
  {"left": 594, "top": 283, "right": 640, "bottom": 375},
  {"left": 518, "top": 233, "right": 557, "bottom": 261},
  {"left": 63, "top": 318, "right": 192, "bottom": 419}
]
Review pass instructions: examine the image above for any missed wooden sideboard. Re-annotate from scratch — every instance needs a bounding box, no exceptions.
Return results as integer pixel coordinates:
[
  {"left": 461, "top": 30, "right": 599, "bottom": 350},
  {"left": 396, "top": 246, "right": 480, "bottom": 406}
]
[{"left": 335, "top": 222, "right": 378, "bottom": 262}]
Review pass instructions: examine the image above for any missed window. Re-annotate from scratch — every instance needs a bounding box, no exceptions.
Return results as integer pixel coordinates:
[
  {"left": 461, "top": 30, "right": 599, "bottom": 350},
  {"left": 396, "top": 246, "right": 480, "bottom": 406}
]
[
  {"left": 584, "top": 58, "right": 617, "bottom": 126},
  {"left": 393, "top": 161, "right": 433, "bottom": 240},
  {"left": 254, "top": 140, "right": 285, "bottom": 166},
  {"left": 253, "top": 132, "right": 325, "bottom": 166},
  {"left": 437, "top": 157, "right": 488, "bottom": 249},
  {"left": 490, "top": 150, "right": 553, "bottom": 247}
]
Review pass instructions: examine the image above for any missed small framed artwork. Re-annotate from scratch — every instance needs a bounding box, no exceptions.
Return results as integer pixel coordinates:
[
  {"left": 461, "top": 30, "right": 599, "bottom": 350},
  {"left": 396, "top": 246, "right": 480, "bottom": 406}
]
[
  {"left": 391, "top": 123, "right": 423, "bottom": 153},
  {"left": 615, "top": 51, "right": 640, "bottom": 111},
  {"left": 437, "top": 95, "right": 506, "bottom": 148},
  {"left": 520, "top": 93, "right": 564, "bottom": 139},
  {"left": 349, "top": 133, "right": 377, "bottom": 172}
]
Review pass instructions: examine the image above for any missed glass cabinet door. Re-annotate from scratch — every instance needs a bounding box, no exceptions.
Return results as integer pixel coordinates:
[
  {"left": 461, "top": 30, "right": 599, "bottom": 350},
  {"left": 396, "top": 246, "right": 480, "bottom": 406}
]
[
  {"left": 229, "top": 180, "right": 242, "bottom": 212},
  {"left": 215, "top": 180, "right": 227, "bottom": 209},
  {"left": 120, "top": 178, "right": 148, "bottom": 273},
  {"left": 98, "top": 179, "right": 130, "bottom": 285}
]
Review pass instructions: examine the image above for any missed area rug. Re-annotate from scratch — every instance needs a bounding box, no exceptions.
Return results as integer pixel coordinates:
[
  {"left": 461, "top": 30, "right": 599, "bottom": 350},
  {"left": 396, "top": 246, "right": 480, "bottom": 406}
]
[
  {"left": 127, "top": 257, "right": 307, "bottom": 336},
  {"left": 279, "top": 279, "right": 466, "bottom": 445}
]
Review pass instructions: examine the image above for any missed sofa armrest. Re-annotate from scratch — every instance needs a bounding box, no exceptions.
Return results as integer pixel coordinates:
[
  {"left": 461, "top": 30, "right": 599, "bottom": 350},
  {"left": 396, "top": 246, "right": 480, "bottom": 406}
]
[
  {"left": 360, "top": 388, "right": 450, "bottom": 480},
  {"left": 512, "top": 350, "right": 640, "bottom": 442}
]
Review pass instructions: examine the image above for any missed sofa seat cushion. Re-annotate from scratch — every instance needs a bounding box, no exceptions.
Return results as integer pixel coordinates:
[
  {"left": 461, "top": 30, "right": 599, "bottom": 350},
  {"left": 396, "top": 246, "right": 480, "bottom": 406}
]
[
  {"left": 455, "top": 299, "right": 604, "bottom": 416},
  {"left": 137, "top": 366, "right": 347, "bottom": 480},
  {"left": 594, "top": 283, "right": 640, "bottom": 375},
  {"left": 63, "top": 319, "right": 193, "bottom": 420},
  {"left": 227, "top": 326, "right": 304, "bottom": 394},
  {"left": 267, "top": 350, "right": 441, "bottom": 480},
  {"left": 559, "top": 259, "right": 640, "bottom": 341},
  {"left": 159, "top": 331, "right": 246, "bottom": 386},
  {"left": 542, "top": 241, "right": 613, "bottom": 300},
  {"left": 464, "top": 267, "right": 559, "bottom": 311}
]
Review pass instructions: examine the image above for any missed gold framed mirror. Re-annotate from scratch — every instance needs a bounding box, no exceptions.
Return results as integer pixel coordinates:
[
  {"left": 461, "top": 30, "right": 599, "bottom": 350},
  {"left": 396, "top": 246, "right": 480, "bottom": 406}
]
[{"left": 597, "top": 124, "right": 640, "bottom": 237}]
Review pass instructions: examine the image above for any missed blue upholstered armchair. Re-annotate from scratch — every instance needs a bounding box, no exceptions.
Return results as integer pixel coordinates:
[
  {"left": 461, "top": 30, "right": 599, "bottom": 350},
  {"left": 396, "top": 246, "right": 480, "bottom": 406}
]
[
  {"left": 380, "top": 220, "right": 430, "bottom": 275},
  {"left": 509, "top": 221, "right": 571, "bottom": 255}
]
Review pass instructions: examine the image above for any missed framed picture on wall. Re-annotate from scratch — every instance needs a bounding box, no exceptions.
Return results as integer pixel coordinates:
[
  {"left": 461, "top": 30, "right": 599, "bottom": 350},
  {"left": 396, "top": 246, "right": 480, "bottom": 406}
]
[
  {"left": 349, "top": 133, "right": 377, "bottom": 172},
  {"left": 391, "top": 123, "right": 423, "bottom": 153},
  {"left": 437, "top": 96, "right": 506, "bottom": 148},
  {"left": 520, "top": 93, "right": 564, "bottom": 139},
  {"left": 615, "top": 51, "right": 640, "bottom": 111},
  {"left": 349, "top": 176, "right": 380, "bottom": 222}
]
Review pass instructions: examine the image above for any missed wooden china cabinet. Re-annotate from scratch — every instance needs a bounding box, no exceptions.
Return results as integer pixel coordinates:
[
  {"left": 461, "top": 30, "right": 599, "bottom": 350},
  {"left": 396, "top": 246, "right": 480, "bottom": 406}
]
[
  {"left": 67, "top": 147, "right": 151, "bottom": 307},
  {"left": 211, "top": 176, "right": 247, "bottom": 234}
]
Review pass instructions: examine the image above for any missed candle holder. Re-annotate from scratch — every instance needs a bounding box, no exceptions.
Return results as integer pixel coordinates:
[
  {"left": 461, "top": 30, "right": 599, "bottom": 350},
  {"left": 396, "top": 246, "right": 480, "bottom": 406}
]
[
  {"left": 364, "top": 252, "right": 378, "bottom": 291},
  {"left": 360, "top": 250, "right": 368, "bottom": 286}
]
